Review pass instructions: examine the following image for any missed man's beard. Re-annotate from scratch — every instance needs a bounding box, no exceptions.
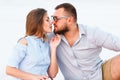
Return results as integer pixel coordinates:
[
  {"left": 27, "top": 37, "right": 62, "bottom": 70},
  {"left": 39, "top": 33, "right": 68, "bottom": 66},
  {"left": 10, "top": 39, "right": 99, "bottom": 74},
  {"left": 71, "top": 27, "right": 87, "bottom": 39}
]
[{"left": 54, "top": 26, "right": 68, "bottom": 35}]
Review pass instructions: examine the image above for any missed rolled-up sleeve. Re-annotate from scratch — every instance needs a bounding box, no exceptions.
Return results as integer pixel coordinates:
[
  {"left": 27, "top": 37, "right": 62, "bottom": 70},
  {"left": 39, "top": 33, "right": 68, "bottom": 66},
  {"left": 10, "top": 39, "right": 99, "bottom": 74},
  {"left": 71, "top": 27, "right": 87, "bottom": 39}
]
[{"left": 7, "top": 43, "right": 27, "bottom": 68}]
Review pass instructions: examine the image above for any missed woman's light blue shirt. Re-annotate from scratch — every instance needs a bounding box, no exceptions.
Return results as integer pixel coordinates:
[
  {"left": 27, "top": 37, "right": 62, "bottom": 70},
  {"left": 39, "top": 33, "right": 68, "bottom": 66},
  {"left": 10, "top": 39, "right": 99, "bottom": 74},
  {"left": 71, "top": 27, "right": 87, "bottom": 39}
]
[{"left": 7, "top": 36, "right": 50, "bottom": 79}]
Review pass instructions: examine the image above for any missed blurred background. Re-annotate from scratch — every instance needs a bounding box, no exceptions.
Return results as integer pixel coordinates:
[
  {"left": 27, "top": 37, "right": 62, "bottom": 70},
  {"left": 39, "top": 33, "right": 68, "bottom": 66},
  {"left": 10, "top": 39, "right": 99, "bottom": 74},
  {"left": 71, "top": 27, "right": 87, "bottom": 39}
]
[{"left": 0, "top": 0, "right": 120, "bottom": 80}]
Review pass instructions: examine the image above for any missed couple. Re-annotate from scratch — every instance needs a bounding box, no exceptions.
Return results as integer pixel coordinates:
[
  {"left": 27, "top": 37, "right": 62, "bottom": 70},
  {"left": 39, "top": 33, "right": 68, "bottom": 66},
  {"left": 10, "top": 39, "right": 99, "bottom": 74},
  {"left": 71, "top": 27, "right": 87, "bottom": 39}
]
[{"left": 6, "top": 3, "right": 120, "bottom": 80}]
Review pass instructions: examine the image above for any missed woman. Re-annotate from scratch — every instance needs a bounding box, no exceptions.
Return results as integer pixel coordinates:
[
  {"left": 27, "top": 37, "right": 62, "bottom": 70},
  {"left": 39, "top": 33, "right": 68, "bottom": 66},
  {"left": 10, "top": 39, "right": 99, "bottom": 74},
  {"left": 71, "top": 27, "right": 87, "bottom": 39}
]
[{"left": 6, "top": 8, "right": 60, "bottom": 80}]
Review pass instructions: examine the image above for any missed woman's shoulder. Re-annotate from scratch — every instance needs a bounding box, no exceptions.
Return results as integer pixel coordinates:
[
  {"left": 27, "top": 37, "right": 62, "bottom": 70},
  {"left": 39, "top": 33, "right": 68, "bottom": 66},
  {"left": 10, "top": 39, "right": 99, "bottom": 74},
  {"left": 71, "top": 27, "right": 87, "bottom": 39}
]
[{"left": 18, "top": 37, "right": 28, "bottom": 46}]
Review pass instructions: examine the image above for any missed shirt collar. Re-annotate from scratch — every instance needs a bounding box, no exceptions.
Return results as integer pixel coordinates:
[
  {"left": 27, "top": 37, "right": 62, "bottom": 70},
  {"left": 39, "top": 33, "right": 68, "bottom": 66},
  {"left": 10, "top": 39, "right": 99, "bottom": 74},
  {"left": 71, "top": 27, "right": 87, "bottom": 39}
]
[
  {"left": 78, "top": 24, "right": 86, "bottom": 37},
  {"left": 60, "top": 24, "right": 86, "bottom": 42}
]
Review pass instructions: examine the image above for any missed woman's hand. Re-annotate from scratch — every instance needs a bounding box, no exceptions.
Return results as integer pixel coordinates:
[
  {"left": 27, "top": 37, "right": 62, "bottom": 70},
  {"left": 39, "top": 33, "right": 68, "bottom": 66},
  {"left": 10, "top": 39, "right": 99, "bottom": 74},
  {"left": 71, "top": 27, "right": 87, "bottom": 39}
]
[
  {"left": 50, "top": 34, "right": 61, "bottom": 49},
  {"left": 31, "top": 75, "right": 49, "bottom": 80}
]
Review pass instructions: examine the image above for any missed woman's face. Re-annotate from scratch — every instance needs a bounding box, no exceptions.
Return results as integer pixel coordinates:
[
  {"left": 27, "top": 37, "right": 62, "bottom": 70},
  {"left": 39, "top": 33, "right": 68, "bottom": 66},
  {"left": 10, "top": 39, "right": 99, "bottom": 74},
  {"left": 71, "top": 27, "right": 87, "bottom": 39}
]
[{"left": 42, "top": 13, "right": 52, "bottom": 33}]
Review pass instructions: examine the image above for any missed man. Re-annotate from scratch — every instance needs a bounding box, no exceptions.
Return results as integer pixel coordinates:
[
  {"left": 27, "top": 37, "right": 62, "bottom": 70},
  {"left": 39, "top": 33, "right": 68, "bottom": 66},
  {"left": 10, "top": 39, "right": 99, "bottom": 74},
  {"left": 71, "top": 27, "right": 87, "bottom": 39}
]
[{"left": 51, "top": 3, "right": 120, "bottom": 80}]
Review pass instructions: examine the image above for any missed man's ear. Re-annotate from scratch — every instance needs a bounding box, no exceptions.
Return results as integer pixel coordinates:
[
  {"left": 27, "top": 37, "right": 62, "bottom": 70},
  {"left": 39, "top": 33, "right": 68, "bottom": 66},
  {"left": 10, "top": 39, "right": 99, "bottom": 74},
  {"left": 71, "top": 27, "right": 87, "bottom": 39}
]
[{"left": 67, "top": 16, "right": 74, "bottom": 24}]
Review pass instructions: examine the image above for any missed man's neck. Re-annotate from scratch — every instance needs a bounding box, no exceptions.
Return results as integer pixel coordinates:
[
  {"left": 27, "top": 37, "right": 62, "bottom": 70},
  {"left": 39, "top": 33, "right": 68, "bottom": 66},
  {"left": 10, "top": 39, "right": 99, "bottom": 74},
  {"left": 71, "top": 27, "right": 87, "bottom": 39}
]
[{"left": 63, "top": 24, "right": 80, "bottom": 47}]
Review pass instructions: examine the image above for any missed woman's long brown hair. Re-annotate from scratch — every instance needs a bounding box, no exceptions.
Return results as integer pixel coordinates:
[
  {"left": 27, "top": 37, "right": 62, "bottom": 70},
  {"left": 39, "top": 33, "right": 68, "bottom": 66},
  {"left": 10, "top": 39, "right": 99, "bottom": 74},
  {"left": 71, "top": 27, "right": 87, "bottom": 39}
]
[{"left": 25, "top": 8, "right": 47, "bottom": 41}]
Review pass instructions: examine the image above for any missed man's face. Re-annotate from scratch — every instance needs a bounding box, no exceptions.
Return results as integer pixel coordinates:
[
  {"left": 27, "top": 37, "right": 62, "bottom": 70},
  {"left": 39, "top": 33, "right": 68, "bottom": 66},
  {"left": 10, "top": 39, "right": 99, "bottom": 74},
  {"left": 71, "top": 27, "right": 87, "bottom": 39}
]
[{"left": 52, "top": 8, "right": 69, "bottom": 34}]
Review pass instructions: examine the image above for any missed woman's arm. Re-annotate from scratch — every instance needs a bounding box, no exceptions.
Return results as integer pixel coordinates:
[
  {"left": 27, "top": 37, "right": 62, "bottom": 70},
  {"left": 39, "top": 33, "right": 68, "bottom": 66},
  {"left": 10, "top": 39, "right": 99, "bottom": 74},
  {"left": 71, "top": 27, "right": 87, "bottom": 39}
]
[
  {"left": 6, "top": 38, "right": 49, "bottom": 80},
  {"left": 48, "top": 34, "right": 61, "bottom": 78},
  {"left": 6, "top": 66, "right": 49, "bottom": 80}
]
